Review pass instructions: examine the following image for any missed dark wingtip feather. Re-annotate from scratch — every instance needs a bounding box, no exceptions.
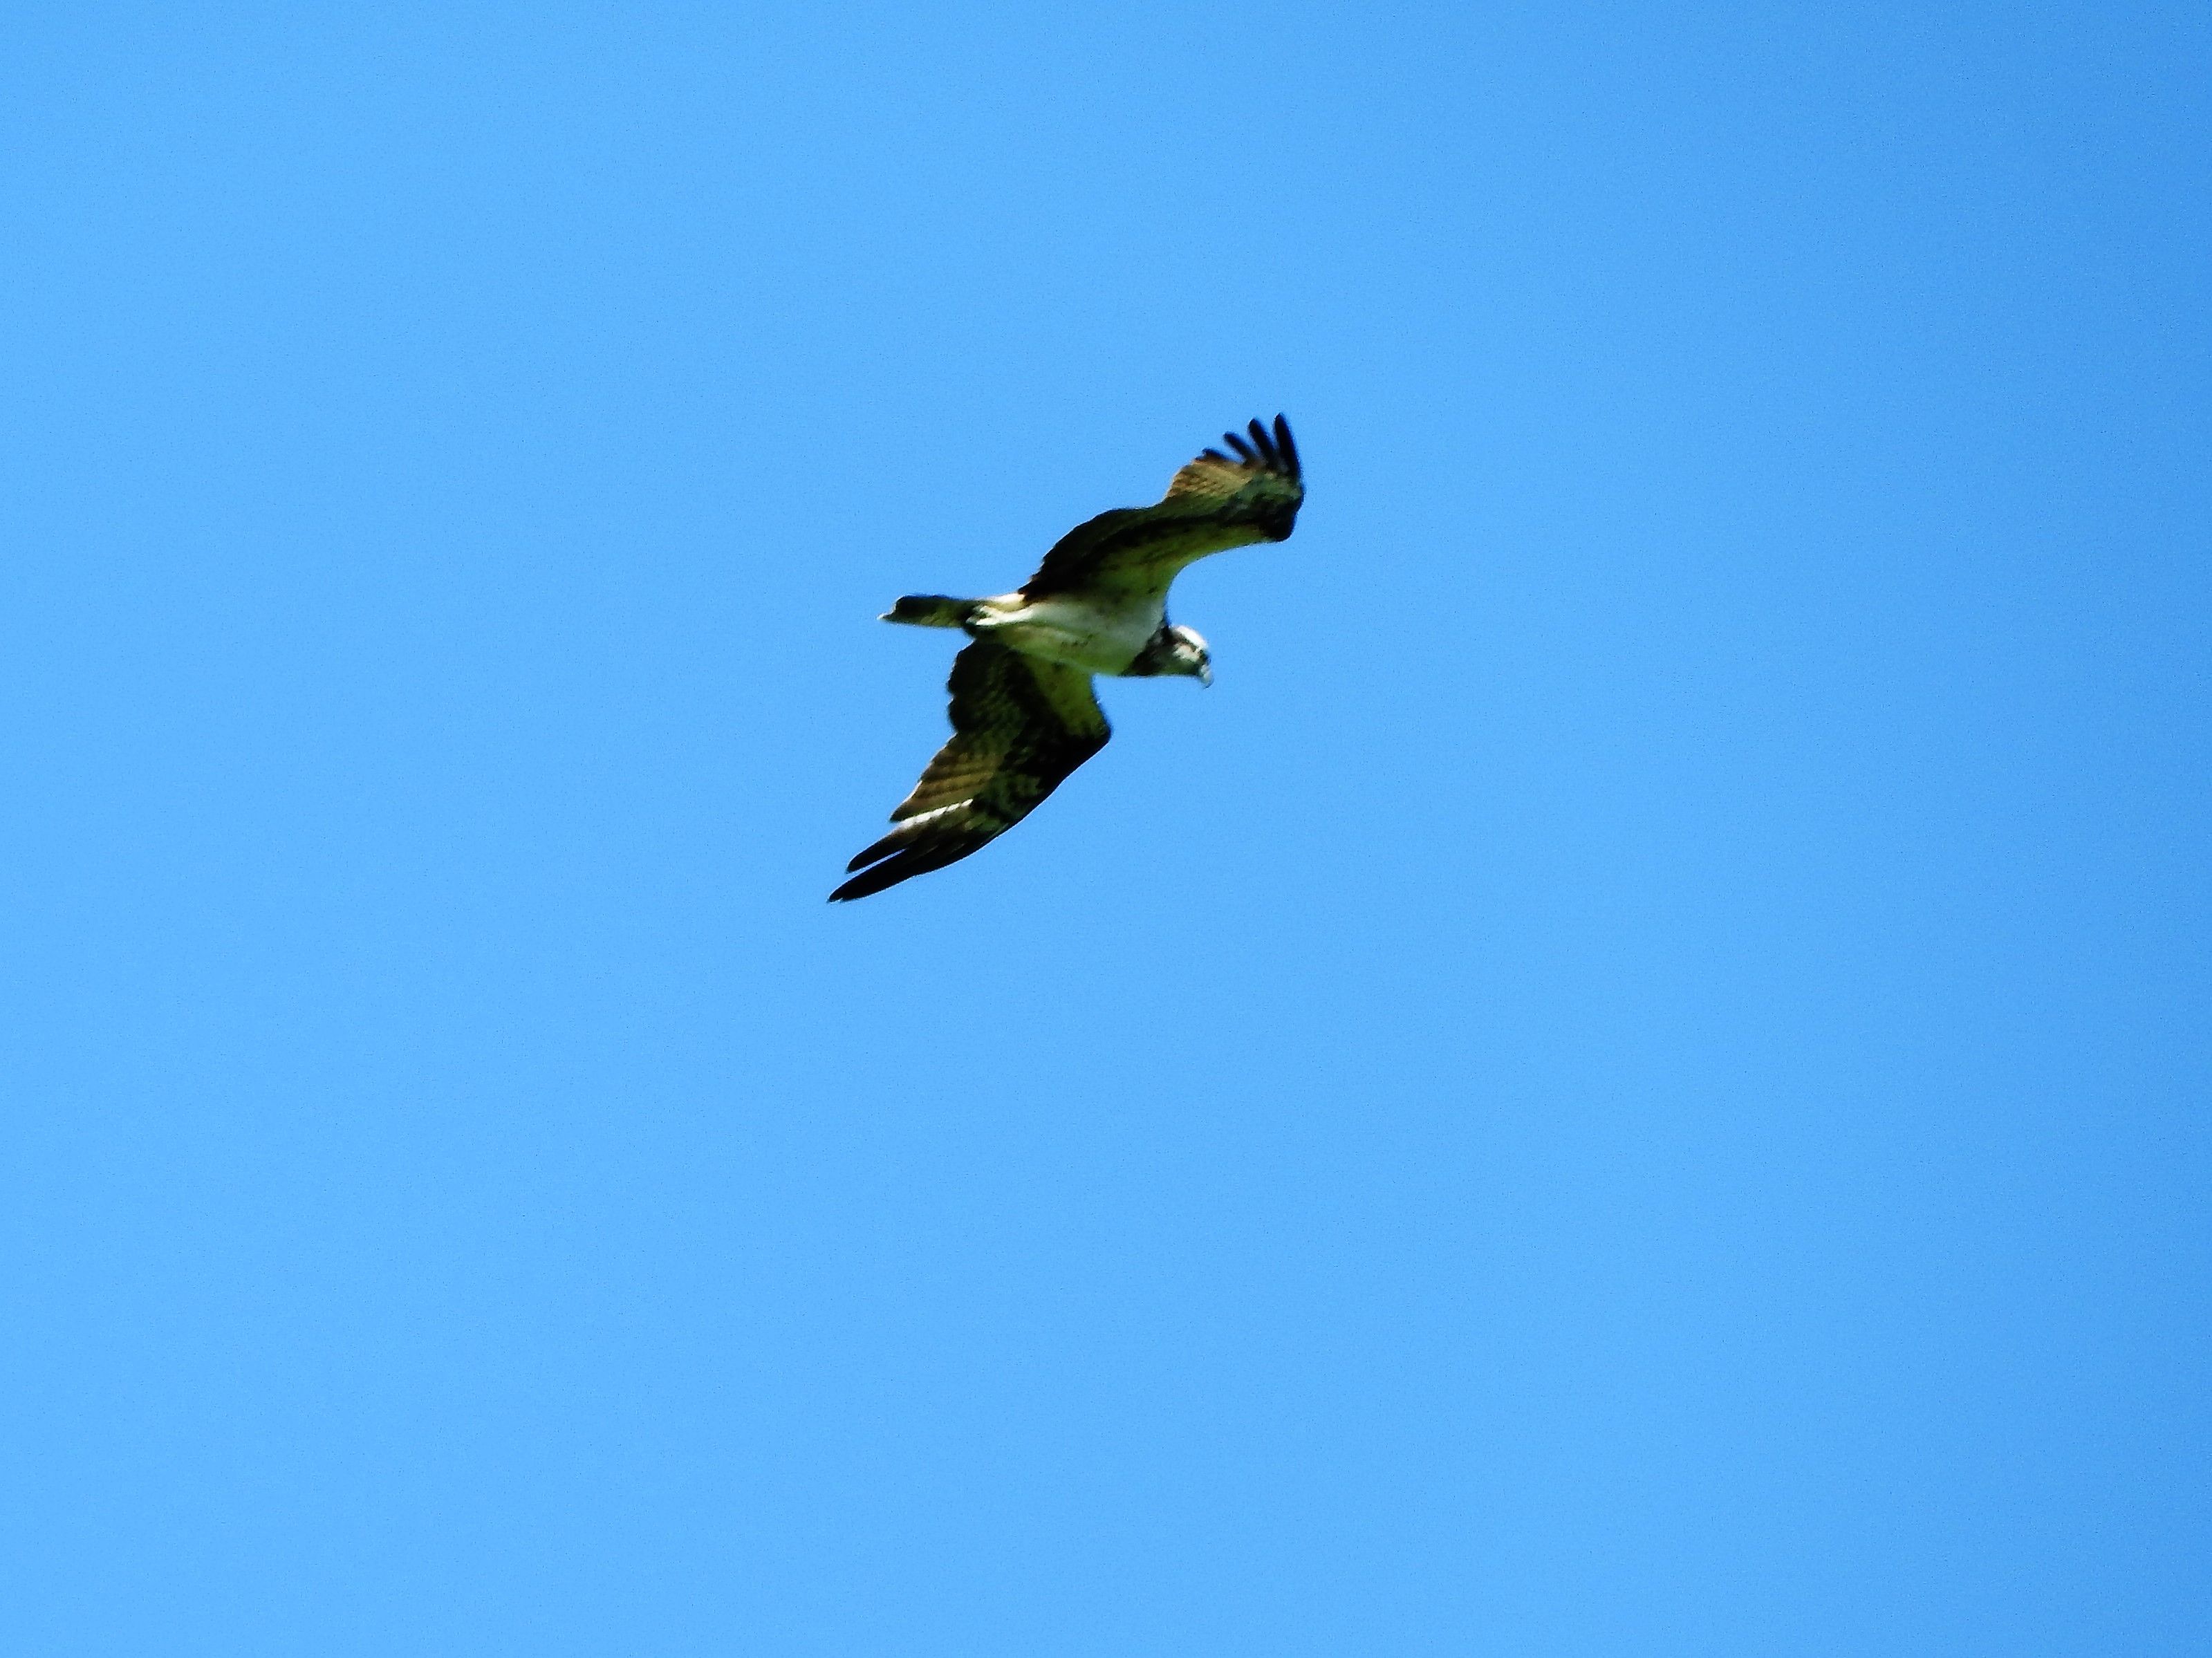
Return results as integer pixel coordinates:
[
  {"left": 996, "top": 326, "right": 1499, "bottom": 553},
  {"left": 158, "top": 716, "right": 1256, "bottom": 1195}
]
[
  {"left": 1246, "top": 417, "right": 1274, "bottom": 462},
  {"left": 844, "top": 824, "right": 916, "bottom": 872},
  {"left": 830, "top": 852, "right": 911, "bottom": 900},
  {"left": 829, "top": 842, "right": 972, "bottom": 901},
  {"left": 1200, "top": 447, "right": 1232, "bottom": 463},
  {"left": 1272, "top": 414, "right": 1299, "bottom": 478},
  {"left": 1221, "top": 429, "right": 1256, "bottom": 461}
]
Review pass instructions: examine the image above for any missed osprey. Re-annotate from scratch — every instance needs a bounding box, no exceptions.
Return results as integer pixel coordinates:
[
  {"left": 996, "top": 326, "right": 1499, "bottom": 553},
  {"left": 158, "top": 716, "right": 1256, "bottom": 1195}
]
[{"left": 831, "top": 416, "right": 1304, "bottom": 902}]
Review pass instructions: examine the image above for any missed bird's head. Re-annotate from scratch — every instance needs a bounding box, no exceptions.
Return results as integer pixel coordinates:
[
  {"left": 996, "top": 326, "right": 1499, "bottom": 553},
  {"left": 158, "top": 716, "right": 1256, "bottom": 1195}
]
[
  {"left": 1163, "top": 624, "right": 1211, "bottom": 687},
  {"left": 1130, "top": 622, "right": 1212, "bottom": 686}
]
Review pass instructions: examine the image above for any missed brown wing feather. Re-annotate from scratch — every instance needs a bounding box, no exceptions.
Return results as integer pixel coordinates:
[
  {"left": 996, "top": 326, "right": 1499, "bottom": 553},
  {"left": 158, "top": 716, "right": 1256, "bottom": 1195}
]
[
  {"left": 828, "top": 643, "right": 1110, "bottom": 901},
  {"left": 1019, "top": 415, "right": 1304, "bottom": 600}
]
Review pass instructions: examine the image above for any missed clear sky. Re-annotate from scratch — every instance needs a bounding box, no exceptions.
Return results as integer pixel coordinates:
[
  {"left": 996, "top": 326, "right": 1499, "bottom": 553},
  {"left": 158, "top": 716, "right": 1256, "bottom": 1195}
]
[{"left": 3, "top": 3, "right": 2206, "bottom": 1653}]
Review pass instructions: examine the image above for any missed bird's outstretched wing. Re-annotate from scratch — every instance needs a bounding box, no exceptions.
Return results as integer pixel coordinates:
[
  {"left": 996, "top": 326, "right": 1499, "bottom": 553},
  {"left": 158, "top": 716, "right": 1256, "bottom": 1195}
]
[
  {"left": 1018, "top": 416, "right": 1303, "bottom": 602},
  {"left": 830, "top": 642, "right": 1110, "bottom": 901}
]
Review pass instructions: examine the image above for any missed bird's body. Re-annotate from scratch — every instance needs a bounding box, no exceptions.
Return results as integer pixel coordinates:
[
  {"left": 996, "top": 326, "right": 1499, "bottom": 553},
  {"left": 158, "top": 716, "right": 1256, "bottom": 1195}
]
[
  {"left": 832, "top": 416, "right": 1303, "bottom": 902},
  {"left": 961, "top": 591, "right": 1167, "bottom": 677}
]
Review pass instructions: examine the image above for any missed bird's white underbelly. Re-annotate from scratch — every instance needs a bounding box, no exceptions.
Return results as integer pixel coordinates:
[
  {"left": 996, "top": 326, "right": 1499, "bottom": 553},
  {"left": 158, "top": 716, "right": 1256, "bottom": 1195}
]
[{"left": 969, "top": 593, "right": 1162, "bottom": 675}]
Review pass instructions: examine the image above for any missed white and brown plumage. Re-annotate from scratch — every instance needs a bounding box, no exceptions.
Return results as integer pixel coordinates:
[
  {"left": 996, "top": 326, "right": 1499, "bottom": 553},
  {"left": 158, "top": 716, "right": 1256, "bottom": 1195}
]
[{"left": 831, "top": 416, "right": 1304, "bottom": 902}]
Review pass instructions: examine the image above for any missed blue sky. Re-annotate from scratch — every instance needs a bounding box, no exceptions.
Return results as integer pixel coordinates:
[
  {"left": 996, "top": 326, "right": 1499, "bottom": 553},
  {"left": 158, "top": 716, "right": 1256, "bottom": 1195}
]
[{"left": 2, "top": 2, "right": 2206, "bottom": 1652}]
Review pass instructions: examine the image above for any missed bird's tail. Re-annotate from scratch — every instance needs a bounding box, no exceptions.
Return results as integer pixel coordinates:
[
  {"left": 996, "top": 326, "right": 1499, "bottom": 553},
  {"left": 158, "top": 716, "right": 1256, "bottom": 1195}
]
[{"left": 882, "top": 594, "right": 980, "bottom": 628}]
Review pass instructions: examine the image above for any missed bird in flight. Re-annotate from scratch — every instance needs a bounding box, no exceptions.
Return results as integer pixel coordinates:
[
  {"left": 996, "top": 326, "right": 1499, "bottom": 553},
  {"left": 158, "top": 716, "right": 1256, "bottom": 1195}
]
[{"left": 830, "top": 416, "right": 1305, "bottom": 902}]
